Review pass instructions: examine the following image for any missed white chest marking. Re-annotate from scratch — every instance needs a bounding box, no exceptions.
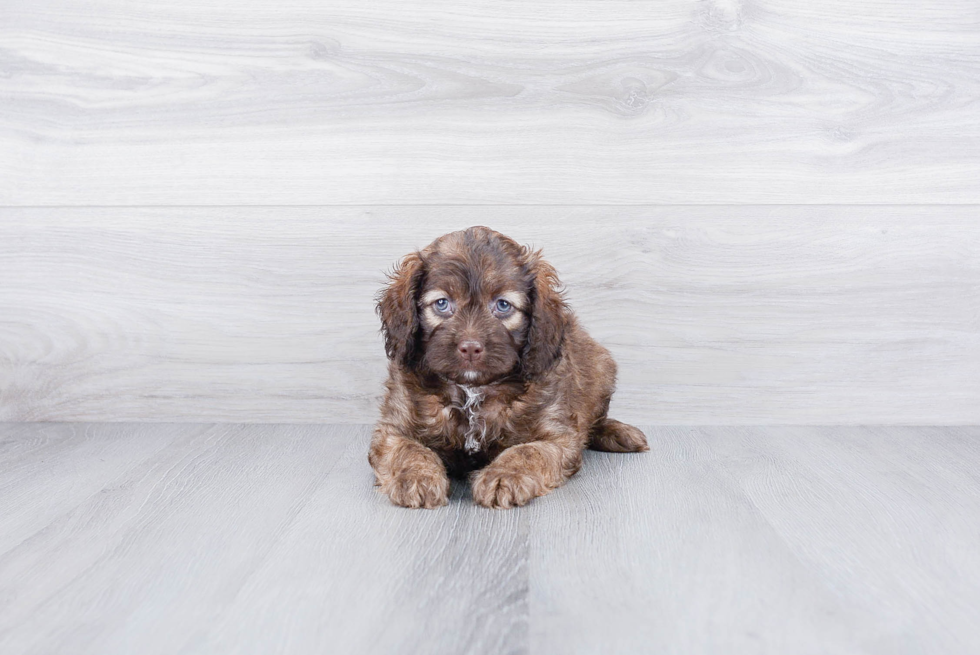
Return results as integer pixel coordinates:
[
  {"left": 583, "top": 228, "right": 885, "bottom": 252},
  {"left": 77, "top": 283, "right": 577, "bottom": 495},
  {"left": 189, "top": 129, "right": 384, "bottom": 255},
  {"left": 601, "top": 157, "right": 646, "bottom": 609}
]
[{"left": 456, "top": 384, "right": 487, "bottom": 454}]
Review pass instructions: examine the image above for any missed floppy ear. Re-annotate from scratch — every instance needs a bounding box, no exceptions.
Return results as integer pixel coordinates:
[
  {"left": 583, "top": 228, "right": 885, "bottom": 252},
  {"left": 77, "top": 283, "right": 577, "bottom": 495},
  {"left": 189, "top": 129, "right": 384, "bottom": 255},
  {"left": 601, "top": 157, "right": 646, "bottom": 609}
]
[
  {"left": 520, "top": 248, "right": 568, "bottom": 378},
  {"left": 377, "top": 252, "right": 426, "bottom": 367}
]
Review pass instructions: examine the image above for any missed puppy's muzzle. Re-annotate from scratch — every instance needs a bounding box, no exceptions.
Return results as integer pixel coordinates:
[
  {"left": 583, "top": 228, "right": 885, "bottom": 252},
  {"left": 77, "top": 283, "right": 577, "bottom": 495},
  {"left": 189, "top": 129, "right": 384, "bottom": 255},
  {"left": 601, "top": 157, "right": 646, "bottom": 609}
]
[{"left": 457, "top": 340, "right": 484, "bottom": 364}]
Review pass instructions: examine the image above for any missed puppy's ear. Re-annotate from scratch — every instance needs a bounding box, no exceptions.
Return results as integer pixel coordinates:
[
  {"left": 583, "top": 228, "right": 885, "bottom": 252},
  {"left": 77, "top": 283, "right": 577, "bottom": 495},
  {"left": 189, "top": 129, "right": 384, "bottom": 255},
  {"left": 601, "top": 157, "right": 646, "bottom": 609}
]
[
  {"left": 377, "top": 252, "right": 425, "bottom": 367},
  {"left": 520, "top": 248, "right": 568, "bottom": 378}
]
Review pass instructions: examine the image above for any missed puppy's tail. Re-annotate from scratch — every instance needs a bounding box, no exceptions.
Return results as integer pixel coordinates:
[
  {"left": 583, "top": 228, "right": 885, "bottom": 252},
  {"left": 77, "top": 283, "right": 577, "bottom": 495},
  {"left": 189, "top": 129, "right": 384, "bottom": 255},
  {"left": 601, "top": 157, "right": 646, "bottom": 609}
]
[{"left": 588, "top": 418, "right": 649, "bottom": 453}]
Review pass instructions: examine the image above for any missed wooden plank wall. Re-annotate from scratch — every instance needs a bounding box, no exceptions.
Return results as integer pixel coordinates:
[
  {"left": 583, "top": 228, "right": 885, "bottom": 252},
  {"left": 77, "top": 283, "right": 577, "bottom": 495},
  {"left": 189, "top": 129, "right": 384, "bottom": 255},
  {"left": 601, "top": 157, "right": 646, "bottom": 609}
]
[
  {"left": 1, "top": 0, "right": 978, "bottom": 423},
  {"left": 1, "top": 207, "right": 977, "bottom": 423}
]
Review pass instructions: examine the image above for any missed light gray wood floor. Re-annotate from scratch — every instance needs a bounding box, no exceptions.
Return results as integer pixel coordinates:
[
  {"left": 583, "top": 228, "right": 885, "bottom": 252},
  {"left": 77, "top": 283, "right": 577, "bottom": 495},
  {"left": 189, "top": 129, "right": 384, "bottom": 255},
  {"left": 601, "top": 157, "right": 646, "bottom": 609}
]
[{"left": 2, "top": 423, "right": 979, "bottom": 654}]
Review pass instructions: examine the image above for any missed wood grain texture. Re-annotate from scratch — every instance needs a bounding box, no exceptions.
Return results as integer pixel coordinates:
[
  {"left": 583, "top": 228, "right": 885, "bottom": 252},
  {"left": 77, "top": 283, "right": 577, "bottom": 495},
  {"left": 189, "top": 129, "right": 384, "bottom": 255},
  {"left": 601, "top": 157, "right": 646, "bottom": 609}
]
[
  {"left": 2, "top": 423, "right": 979, "bottom": 654},
  {"left": 2, "top": 0, "right": 979, "bottom": 204},
  {"left": 0, "top": 423, "right": 352, "bottom": 655},
  {"left": 0, "top": 423, "right": 528, "bottom": 655},
  {"left": 0, "top": 423, "right": 182, "bottom": 556},
  {"left": 529, "top": 427, "right": 870, "bottom": 654},
  {"left": 190, "top": 430, "right": 528, "bottom": 655},
  {"left": 2, "top": 206, "right": 978, "bottom": 424},
  {"left": 530, "top": 425, "right": 980, "bottom": 655}
]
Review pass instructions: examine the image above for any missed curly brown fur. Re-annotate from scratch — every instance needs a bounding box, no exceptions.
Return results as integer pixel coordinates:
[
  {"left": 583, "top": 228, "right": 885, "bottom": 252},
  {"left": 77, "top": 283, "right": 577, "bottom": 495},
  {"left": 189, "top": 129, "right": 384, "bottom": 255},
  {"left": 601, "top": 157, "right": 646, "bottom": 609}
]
[{"left": 371, "top": 226, "right": 648, "bottom": 509}]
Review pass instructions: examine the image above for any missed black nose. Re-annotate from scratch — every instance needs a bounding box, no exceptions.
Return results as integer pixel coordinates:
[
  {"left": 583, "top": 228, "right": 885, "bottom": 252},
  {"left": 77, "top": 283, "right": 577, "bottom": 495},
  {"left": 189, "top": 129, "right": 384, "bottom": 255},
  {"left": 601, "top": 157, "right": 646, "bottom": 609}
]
[{"left": 457, "top": 340, "right": 484, "bottom": 363}]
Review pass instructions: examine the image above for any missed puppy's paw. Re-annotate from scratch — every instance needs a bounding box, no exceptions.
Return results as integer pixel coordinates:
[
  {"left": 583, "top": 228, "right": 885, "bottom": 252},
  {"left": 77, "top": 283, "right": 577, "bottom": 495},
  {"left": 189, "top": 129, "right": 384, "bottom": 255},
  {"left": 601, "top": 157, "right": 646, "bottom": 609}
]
[
  {"left": 379, "top": 465, "right": 449, "bottom": 509},
  {"left": 589, "top": 419, "right": 649, "bottom": 453},
  {"left": 472, "top": 466, "right": 546, "bottom": 509}
]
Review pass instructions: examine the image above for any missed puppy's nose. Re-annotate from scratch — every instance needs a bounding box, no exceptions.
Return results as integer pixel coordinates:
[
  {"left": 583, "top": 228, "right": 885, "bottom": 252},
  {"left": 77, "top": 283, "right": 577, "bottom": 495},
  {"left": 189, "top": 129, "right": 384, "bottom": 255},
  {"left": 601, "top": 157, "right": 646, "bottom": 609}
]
[{"left": 457, "top": 340, "right": 484, "bottom": 363}]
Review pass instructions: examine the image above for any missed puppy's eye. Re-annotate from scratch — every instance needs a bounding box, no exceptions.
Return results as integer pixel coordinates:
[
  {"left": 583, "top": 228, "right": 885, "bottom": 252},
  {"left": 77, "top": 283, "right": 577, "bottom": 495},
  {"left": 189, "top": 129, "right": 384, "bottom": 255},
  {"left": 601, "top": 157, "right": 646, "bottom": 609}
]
[
  {"left": 433, "top": 298, "right": 451, "bottom": 314},
  {"left": 494, "top": 299, "right": 512, "bottom": 313}
]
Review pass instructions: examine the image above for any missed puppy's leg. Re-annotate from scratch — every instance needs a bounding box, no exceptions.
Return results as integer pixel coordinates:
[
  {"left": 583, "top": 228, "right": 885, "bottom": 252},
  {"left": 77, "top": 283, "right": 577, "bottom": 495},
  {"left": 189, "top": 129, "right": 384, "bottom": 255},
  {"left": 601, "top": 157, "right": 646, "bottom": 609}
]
[
  {"left": 369, "top": 426, "right": 449, "bottom": 509},
  {"left": 588, "top": 418, "right": 649, "bottom": 452},
  {"left": 472, "top": 440, "right": 582, "bottom": 509}
]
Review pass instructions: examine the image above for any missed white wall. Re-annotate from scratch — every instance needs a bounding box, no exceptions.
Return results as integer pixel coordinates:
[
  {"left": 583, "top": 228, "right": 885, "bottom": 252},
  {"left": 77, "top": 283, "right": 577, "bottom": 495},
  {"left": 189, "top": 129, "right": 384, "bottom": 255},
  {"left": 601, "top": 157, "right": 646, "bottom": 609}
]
[
  {"left": 2, "top": 207, "right": 977, "bottom": 423},
  {"left": 1, "top": 1, "right": 978, "bottom": 423}
]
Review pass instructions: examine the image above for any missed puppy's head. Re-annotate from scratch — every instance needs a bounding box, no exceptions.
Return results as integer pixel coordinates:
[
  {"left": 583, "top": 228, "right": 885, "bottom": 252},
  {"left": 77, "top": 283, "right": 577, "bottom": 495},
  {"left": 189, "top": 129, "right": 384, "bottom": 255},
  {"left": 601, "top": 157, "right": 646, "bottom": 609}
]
[{"left": 377, "top": 226, "right": 568, "bottom": 385}]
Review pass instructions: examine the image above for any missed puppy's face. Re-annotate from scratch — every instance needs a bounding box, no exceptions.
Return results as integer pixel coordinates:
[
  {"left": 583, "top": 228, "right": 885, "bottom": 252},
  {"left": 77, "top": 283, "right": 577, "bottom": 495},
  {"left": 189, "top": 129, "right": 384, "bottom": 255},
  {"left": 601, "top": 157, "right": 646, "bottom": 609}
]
[
  {"left": 417, "top": 244, "right": 529, "bottom": 385},
  {"left": 378, "top": 226, "right": 567, "bottom": 384}
]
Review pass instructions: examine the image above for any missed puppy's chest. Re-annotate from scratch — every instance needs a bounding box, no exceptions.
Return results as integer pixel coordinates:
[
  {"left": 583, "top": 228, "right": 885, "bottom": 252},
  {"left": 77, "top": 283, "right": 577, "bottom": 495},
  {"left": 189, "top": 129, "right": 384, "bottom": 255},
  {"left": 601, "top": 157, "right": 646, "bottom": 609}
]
[{"left": 418, "top": 385, "right": 525, "bottom": 453}]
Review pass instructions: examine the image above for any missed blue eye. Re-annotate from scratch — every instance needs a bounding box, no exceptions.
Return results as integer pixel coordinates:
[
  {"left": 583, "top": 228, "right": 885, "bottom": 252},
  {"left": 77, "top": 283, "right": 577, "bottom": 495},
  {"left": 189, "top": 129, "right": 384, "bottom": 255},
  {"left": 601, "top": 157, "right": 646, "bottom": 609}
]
[
  {"left": 494, "top": 299, "right": 512, "bottom": 313},
  {"left": 434, "top": 298, "right": 450, "bottom": 313}
]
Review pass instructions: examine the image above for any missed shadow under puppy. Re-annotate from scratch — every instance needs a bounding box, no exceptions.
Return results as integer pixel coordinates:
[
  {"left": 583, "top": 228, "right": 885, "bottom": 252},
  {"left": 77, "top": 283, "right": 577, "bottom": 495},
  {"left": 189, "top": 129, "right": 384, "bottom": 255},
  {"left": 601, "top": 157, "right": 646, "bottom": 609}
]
[{"left": 370, "top": 226, "right": 648, "bottom": 509}]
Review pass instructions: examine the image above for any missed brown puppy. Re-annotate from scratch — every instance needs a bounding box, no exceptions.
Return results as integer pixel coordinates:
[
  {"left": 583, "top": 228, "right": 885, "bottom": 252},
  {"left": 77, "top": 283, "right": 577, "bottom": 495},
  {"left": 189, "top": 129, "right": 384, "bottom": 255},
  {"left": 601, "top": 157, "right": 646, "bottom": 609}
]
[{"left": 369, "top": 227, "right": 648, "bottom": 509}]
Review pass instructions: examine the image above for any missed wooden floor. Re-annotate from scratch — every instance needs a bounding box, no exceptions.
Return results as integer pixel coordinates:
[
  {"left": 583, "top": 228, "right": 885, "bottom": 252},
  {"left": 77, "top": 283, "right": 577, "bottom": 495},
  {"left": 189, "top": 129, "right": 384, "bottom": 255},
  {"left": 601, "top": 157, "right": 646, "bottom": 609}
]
[{"left": 2, "top": 424, "right": 978, "bottom": 654}]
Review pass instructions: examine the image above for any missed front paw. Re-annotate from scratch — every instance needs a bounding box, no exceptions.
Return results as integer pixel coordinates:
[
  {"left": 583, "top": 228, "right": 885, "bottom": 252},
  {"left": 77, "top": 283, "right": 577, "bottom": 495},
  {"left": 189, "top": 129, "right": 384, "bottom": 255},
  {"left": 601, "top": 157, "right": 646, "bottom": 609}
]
[
  {"left": 379, "top": 465, "right": 449, "bottom": 509},
  {"left": 472, "top": 465, "right": 546, "bottom": 509}
]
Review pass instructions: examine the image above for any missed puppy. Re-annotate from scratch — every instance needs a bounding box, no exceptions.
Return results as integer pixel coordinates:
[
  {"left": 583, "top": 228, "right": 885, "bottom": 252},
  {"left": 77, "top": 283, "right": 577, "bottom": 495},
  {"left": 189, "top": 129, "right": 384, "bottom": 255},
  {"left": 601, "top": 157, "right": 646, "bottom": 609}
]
[{"left": 369, "top": 226, "right": 648, "bottom": 509}]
